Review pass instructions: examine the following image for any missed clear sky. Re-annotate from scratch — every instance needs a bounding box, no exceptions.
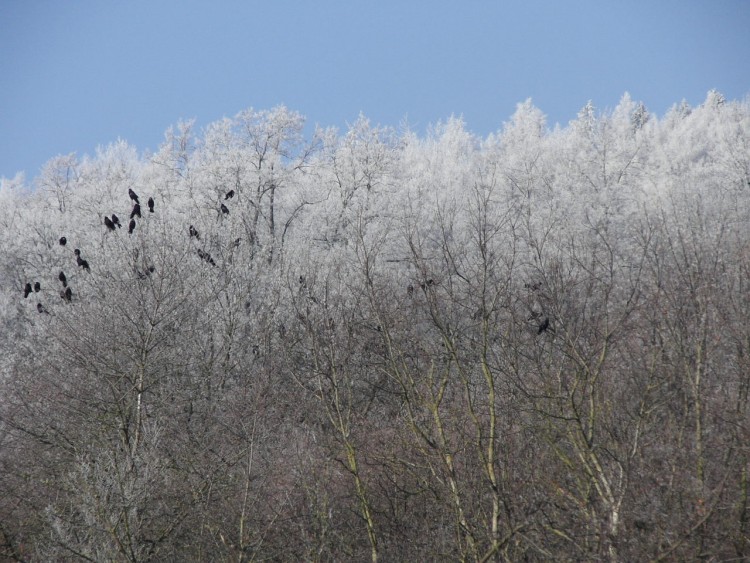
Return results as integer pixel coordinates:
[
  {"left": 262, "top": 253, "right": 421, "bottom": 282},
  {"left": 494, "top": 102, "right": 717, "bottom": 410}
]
[{"left": 1, "top": 0, "right": 748, "bottom": 180}]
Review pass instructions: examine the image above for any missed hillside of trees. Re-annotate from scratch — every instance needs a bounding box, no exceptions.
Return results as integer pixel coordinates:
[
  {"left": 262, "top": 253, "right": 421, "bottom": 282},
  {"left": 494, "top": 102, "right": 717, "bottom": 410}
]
[{"left": 1, "top": 91, "right": 748, "bottom": 561}]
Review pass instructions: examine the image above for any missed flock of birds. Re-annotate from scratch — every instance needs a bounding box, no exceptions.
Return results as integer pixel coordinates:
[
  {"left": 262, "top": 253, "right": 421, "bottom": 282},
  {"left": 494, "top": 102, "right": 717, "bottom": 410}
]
[
  {"left": 21, "top": 188, "right": 240, "bottom": 315},
  {"left": 21, "top": 185, "right": 553, "bottom": 335}
]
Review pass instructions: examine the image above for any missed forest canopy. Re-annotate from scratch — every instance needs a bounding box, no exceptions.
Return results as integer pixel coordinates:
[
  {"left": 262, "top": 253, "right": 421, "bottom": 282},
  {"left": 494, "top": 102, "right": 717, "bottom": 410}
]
[{"left": 1, "top": 91, "right": 749, "bottom": 561}]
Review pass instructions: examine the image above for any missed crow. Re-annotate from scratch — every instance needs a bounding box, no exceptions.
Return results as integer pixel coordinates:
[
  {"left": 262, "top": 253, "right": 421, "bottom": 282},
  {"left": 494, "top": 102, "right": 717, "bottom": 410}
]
[
  {"left": 34, "top": 281, "right": 40, "bottom": 292},
  {"left": 148, "top": 197, "right": 154, "bottom": 213},
  {"left": 59, "top": 271, "right": 67, "bottom": 287},
  {"left": 59, "top": 236, "right": 67, "bottom": 246},
  {"left": 75, "top": 251, "right": 90, "bottom": 271},
  {"left": 225, "top": 189, "right": 235, "bottom": 200},
  {"left": 220, "top": 203, "right": 229, "bottom": 215},
  {"left": 24, "top": 283, "right": 32, "bottom": 298},
  {"left": 128, "top": 219, "right": 136, "bottom": 234},
  {"left": 104, "top": 216, "right": 116, "bottom": 231},
  {"left": 233, "top": 238, "right": 241, "bottom": 247},
  {"left": 538, "top": 317, "right": 550, "bottom": 335},
  {"left": 60, "top": 287, "right": 72, "bottom": 302},
  {"left": 37, "top": 302, "right": 49, "bottom": 314},
  {"left": 130, "top": 203, "right": 141, "bottom": 219},
  {"left": 111, "top": 214, "right": 121, "bottom": 228},
  {"left": 189, "top": 225, "right": 200, "bottom": 239},
  {"left": 197, "top": 249, "right": 216, "bottom": 266},
  {"left": 128, "top": 188, "right": 139, "bottom": 203}
]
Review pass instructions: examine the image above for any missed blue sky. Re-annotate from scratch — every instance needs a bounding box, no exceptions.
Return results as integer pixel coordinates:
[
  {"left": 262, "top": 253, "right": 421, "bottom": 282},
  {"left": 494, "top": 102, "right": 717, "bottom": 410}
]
[{"left": 1, "top": 0, "right": 748, "bottom": 180}]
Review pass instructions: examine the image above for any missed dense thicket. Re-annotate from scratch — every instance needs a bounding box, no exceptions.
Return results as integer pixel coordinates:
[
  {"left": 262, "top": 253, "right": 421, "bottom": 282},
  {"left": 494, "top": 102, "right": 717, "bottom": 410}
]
[{"left": 1, "top": 91, "right": 749, "bottom": 561}]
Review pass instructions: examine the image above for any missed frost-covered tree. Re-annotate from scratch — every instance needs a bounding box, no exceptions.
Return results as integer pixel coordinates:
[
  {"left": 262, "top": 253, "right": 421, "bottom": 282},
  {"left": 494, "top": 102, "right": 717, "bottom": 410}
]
[{"left": 1, "top": 91, "right": 749, "bottom": 561}]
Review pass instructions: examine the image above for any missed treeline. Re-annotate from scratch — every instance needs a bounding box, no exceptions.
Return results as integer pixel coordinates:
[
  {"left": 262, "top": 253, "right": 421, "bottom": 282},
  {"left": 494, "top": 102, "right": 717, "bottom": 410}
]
[{"left": 0, "top": 91, "right": 748, "bottom": 561}]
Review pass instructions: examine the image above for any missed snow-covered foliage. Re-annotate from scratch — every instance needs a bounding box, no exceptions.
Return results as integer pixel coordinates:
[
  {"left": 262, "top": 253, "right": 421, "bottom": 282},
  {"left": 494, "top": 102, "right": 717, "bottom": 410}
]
[{"left": 1, "top": 94, "right": 749, "bottom": 560}]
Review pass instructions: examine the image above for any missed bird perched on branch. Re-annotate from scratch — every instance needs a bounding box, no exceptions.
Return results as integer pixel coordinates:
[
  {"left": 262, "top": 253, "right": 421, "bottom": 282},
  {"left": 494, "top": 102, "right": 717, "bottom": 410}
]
[
  {"left": 130, "top": 203, "right": 141, "bottom": 219},
  {"left": 74, "top": 249, "right": 90, "bottom": 271},
  {"left": 189, "top": 225, "right": 200, "bottom": 239},
  {"left": 538, "top": 317, "right": 550, "bottom": 334},
  {"left": 220, "top": 203, "right": 229, "bottom": 215},
  {"left": 128, "top": 219, "right": 136, "bottom": 234},
  {"left": 148, "top": 197, "right": 154, "bottom": 213},
  {"left": 34, "top": 281, "right": 40, "bottom": 293},
  {"left": 59, "top": 271, "right": 67, "bottom": 287},
  {"left": 111, "top": 214, "right": 121, "bottom": 228},
  {"left": 104, "top": 216, "right": 116, "bottom": 231},
  {"left": 23, "top": 283, "right": 32, "bottom": 298},
  {"left": 225, "top": 189, "right": 235, "bottom": 200},
  {"left": 59, "top": 236, "right": 67, "bottom": 246},
  {"left": 128, "top": 188, "right": 139, "bottom": 203}
]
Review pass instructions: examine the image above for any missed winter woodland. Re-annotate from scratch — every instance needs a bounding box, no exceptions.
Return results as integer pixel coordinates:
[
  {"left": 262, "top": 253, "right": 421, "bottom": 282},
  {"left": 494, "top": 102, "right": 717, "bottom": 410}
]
[{"left": 1, "top": 91, "right": 749, "bottom": 561}]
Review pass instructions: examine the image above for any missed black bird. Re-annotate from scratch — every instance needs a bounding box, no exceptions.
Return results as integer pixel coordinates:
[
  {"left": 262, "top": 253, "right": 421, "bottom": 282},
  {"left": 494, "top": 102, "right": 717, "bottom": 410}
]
[
  {"left": 538, "top": 317, "right": 550, "bottom": 335},
  {"left": 148, "top": 197, "right": 154, "bottom": 212},
  {"left": 104, "top": 216, "right": 116, "bottom": 231},
  {"left": 233, "top": 238, "right": 241, "bottom": 247},
  {"left": 128, "top": 219, "right": 136, "bottom": 234},
  {"left": 197, "top": 249, "right": 216, "bottom": 266},
  {"left": 111, "top": 214, "right": 121, "bottom": 228},
  {"left": 74, "top": 248, "right": 80, "bottom": 256},
  {"left": 33, "top": 281, "right": 40, "bottom": 293},
  {"left": 220, "top": 203, "right": 229, "bottom": 215},
  {"left": 225, "top": 189, "right": 235, "bottom": 200},
  {"left": 407, "top": 284, "right": 414, "bottom": 297},
  {"left": 189, "top": 225, "right": 200, "bottom": 239},
  {"left": 23, "top": 283, "right": 32, "bottom": 298},
  {"left": 37, "top": 302, "right": 49, "bottom": 314},
  {"left": 128, "top": 188, "right": 139, "bottom": 203},
  {"left": 130, "top": 203, "right": 141, "bottom": 219},
  {"left": 76, "top": 251, "right": 90, "bottom": 271},
  {"left": 59, "top": 236, "right": 67, "bottom": 246},
  {"left": 59, "top": 271, "right": 67, "bottom": 287},
  {"left": 60, "top": 287, "right": 72, "bottom": 302}
]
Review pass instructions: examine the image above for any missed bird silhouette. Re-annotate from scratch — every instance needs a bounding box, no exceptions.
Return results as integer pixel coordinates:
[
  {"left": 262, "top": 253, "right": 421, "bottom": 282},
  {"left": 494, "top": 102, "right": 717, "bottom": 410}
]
[
  {"left": 111, "top": 214, "right": 121, "bottom": 228},
  {"left": 148, "top": 197, "right": 154, "bottom": 212},
  {"left": 189, "top": 225, "right": 200, "bottom": 239},
  {"left": 59, "top": 271, "right": 67, "bottom": 287},
  {"left": 220, "top": 203, "right": 229, "bottom": 215},
  {"left": 59, "top": 236, "right": 67, "bottom": 246},
  {"left": 128, "top": 188, "right": 139, "bottom": 203},
  {"left": 128, "top": 219, "right": 136, "bottom": 234},
  {"left": 33, "top": 281, "right": 40, "bottom": 292},
  {"left": 225, "top": 189, "right": 235, "bottom": 200},
  {"left": 75, "top": 250, "right": 90, "bottom": 271},
  {"left": 23, "top": 283, "right": 32, "bottom": 298},
  {"left": 60, "top": 287, "right": 72, "bottom": 302},
  {"left": 104, "top": 216, "right": 116, "bottom": 231},
  {"left": 197, "top": 249, "right": 216, "bottom": 266},
  {"left": 37, "top": 302, "right": 49, "bottom": 314},
  {"left": 538, "top": 317, "right": 550, "bottom": 334},
  {"left": 130, "top": 203, "right": 141, "bottom": 219}
]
